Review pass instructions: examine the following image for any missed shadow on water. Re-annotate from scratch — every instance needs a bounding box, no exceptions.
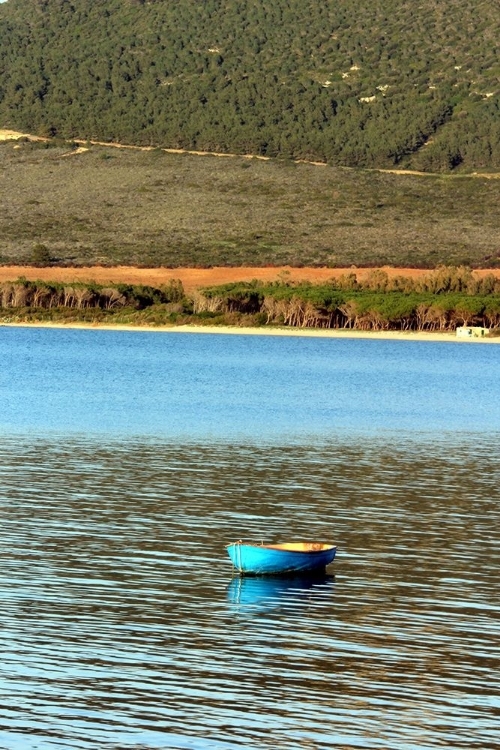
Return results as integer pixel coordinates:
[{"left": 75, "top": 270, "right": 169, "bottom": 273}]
[{"left": 226, "top": 572, "right": 335, "bottom": 613}]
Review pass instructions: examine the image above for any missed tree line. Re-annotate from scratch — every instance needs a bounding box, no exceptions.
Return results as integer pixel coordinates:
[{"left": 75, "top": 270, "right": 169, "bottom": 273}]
[
  {"left": 195, "top": 269, "right": 500, "bottom": 331},
  {"left": 1, "top": 269, "right": 500, "bottom": 332},
  {"left": 0, "top": 278, "right": 185, "bottom": 310}
]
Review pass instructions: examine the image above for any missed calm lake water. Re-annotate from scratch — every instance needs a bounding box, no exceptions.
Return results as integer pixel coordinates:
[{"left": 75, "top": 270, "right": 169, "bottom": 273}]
[{"left": 0, "top": 327, "right": 499, "bottom": 749}]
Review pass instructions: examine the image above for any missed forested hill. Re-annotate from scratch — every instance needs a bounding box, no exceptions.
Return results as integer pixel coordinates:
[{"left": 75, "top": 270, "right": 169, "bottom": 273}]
[{"left": 1, "top": 0, "right": 499, "bottom": 171}]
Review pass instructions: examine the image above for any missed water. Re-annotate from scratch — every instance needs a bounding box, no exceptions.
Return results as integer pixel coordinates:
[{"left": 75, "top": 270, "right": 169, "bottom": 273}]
[
  {"left": 0, "top": 327, "right": 499, "bottom": 749},
  {"left": 1, "top": 327, "right": 500, "bottom": 438}
]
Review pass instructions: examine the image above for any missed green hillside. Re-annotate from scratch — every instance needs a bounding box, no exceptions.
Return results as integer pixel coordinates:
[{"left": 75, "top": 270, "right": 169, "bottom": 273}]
[{"left": 1, "top": 0, "right": 499, "bottom": 171}]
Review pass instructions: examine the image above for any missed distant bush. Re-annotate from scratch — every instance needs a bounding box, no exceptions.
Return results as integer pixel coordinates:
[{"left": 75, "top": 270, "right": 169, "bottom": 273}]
[{"left": 31, "top": 244, "right": 53, "bottom": 266}]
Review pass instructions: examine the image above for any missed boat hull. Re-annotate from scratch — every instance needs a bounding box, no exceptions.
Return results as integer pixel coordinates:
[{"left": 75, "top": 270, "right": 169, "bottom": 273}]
[{"left": 226, "top": 542, "right": 336, "bottom": 575}]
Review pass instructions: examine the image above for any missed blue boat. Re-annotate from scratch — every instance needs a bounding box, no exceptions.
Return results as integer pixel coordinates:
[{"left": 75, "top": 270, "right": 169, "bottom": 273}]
[{"left": 226, "top": 540, "right": 337, "bottom": 575}]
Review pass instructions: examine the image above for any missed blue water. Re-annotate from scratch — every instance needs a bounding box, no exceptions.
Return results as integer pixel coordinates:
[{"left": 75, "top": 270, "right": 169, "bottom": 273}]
[
  {"left": 1, "top": 327, "right": 499, "bottom": 438},
  {"left": 0, "top": 326, "right": 499, "bottom": 750}
]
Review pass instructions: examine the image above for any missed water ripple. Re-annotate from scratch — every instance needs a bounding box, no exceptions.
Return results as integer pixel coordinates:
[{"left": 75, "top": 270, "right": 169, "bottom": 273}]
[{"left": 0, "top": 436, "right": 499, "bottom": 749}]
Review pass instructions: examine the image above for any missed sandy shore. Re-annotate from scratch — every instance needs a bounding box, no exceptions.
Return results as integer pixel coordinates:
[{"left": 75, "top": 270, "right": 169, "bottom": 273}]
[
  {"left": 166, "top": 326, "right": 499, "bottom": 343},
  {"left": 1, "top": 321, "right": 498, "bottom": 343}
]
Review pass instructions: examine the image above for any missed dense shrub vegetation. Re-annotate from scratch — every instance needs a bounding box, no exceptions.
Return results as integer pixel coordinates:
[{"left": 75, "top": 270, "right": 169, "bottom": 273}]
[
  {"left": 2, "top": 268, "right": 499, "bottom": 332},
  {"left": 0, "top": 0, "right": 499, "bottom": 171},
  {"left": 195, "top": 266, "right": 500, "bottom": 330}
]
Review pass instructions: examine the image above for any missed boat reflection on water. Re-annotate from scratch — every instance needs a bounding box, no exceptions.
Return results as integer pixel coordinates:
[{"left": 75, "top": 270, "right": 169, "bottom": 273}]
[{"left": 226, "top": 572, "right": 335, "bottom": 613}]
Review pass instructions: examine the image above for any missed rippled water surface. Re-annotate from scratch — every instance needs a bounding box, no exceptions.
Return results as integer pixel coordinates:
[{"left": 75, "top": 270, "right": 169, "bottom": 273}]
[{"left": 0, "top": 329, "right": 499, "bottom": 749}]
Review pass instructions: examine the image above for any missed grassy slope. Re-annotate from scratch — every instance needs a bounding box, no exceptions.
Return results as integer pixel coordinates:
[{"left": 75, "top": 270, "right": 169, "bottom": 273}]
[{"left": 1, "top": 139, "right": 500, "bottom": 269}]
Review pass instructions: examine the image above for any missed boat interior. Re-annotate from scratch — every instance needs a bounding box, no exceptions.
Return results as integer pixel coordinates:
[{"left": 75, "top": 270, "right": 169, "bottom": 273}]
[{"left": 259, "top": 542, "right": 335, "bottom": 552}]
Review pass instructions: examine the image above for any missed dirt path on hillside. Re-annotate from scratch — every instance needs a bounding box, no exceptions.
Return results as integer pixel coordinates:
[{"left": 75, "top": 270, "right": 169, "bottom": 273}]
[
  {"left": 4, "top": 128, "right": 500, "bottom": 177},
  {"left": 1, "top": 265, "right": 499, "bottom": 293},
  {"left": 0, "top": 129, "right": 48, "bottom": 142},
  {"left": 376, "top": 167, "right": 500, "bottom": 179}
]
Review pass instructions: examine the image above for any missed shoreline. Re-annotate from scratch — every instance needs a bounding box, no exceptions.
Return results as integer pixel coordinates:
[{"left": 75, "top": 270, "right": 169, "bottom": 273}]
[{"left": 1, "top": 321, "right": 498, "bottom": 343}]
